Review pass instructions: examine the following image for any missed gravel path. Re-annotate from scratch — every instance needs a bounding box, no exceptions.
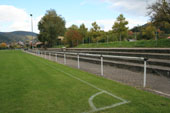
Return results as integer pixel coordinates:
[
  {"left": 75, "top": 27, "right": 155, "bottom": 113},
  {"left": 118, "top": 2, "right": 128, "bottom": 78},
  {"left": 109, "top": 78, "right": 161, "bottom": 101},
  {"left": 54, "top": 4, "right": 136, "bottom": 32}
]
[{"left": 41, "top": 53, "right": 170, "bottom": 97}]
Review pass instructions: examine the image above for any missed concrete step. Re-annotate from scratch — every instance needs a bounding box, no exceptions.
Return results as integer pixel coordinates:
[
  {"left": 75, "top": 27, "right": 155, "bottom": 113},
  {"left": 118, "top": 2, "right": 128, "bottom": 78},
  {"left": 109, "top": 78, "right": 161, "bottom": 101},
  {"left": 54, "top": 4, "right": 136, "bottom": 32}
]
[
  {"left": 40, "top": 50, "right": 170, "bottom": 78},
  {"left": 66, "top": 48, "right": 170, "bottom": 54},
  {"left": 61, "top": 53, "right": 170, "bottom": 68},
  {"left": 69, "top": 51, "right": 170, "bottom": 60},
  {"left": 46, "top": 48, "right": 170, "bottom": 59},
  {"left": 59, "top": 55, "right": 170, "bottom": 78}
]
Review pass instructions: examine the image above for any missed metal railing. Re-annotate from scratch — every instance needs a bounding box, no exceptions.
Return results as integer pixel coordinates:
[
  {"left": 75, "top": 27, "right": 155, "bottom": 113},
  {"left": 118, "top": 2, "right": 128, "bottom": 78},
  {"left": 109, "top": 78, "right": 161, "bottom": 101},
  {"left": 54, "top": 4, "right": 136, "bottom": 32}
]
[{"left": 26, "top": 49, "right": 148, "bottom": 88}]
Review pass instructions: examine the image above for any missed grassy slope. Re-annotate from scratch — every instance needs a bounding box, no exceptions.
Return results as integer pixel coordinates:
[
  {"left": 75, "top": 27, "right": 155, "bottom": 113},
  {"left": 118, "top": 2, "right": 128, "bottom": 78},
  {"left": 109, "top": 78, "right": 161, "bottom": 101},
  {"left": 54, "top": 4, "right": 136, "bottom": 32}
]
[
  {"left": 76, "top": 39, "right": 170, "bottom": 48},
  {"left": 0, "top": 50, "right": 170, "bottom": 113}
]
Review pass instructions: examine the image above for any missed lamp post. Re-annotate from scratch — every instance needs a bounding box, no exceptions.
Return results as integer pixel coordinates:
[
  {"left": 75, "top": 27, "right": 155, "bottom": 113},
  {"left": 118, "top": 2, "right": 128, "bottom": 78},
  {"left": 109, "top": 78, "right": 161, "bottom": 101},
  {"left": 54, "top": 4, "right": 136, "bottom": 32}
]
[{"left": 30, "top": 14, "right": 33, "bottom": 49}]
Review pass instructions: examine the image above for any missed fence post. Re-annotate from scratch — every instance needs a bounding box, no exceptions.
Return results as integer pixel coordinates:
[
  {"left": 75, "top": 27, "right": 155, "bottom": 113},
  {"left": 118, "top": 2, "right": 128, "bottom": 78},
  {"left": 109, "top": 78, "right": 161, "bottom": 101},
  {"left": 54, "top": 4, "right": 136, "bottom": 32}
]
[
  {"left": 101, "top": 55, "right": 104, "bottom": 76},
  {"left": 49, "top": 52, "right": 51, "bottom": 60},
  {"left": 143, "top": 58, "right": 148, "bottom": 88},
  {"left": 45, "top": 52, "right": 46, "bottom": 59},
  {"left": 41, "top": 51, "right": 42, "bottom": 57},
  {"left": 77, "top": 53, "right": 80, "bottom": 69},
  {"left": 55, "top": 53, "right": 58, "bottom": 62},
  {"left": 64, "top": 53, "right": 66, "bottom": 64}
]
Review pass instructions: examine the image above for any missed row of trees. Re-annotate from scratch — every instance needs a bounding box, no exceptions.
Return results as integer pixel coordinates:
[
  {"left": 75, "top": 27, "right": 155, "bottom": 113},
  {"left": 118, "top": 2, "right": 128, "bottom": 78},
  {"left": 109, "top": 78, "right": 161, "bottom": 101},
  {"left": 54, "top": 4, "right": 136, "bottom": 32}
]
[
  {"left": 0, "top": 42, "right": 26, "bottom": 49},
  {"left": 64, "top": 14, "right": 129, "bottom": 47},
  {"left": 38, "top": 0, "right": 170, "bottom": 48}
]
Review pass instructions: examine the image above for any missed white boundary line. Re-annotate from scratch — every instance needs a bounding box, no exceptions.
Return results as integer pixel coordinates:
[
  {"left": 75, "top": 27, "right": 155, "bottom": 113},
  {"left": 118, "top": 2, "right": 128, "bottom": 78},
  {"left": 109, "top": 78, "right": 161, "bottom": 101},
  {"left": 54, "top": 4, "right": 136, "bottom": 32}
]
[
  {"left": 148, "top": 89, "right": 170, "bottom": 97},
  {"left": 25, "top": 51, "right": 130, "bottom": 113}
]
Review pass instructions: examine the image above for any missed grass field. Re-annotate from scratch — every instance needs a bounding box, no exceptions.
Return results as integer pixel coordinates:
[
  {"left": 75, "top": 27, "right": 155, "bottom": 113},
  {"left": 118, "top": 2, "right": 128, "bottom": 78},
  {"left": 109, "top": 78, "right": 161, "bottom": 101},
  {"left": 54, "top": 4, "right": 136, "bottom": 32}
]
[
  {"left": 75, "top": 39, "right": 170, "bottom": 48},
  {"left": 0, "top": 50, "right": 170, "bottom": 113}
]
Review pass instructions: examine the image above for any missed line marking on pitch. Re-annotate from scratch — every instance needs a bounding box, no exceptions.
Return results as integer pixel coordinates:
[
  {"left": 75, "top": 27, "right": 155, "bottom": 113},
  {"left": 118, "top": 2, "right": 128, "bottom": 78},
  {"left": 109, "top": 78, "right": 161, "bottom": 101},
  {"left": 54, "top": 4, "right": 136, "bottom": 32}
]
[{"left": 25, "top": 51, "right": 130, "bottom": 113}]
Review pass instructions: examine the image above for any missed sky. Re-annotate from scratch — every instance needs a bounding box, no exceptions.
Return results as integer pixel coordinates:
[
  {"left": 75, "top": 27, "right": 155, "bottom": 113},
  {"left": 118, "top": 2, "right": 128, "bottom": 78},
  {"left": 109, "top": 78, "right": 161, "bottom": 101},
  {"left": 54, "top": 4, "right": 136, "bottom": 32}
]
[{"left": 0, "top": 0, "right": 155, "bottom": 33}]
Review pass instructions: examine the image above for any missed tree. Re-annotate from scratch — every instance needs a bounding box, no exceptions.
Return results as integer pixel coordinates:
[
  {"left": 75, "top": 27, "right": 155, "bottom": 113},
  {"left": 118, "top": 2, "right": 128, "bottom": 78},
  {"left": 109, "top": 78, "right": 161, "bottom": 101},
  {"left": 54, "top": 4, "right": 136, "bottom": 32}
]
[
  {"left": 65, "top": 26, "right": 82, "bottom": 47},
  {"left": 112, "top": 14, "right": 128, "bottom": 41},
  {"left": 79, "top": 23, "right": 88, "bottom": 43},
  {"left": 127, "top": 31, "right": 135, "bottom": 39},
  {"left": 69, "top": 24, "right": 79, "bottom": 30},
  {"left": 90, "top": 22, "right": 101, "bottom": 43},
  {"left": 147, "top": 0, "right": 170, "bottom": 34},
  {"left": 91, "top": 22, "right": 100, "bottom": 32},
  {"left": 142, "top": 23, "right": 156, "bottom": 40},
  {"left": 0, "top": 43, "right": 7, "bottom": 49},
  {"left": 147, "top": 0, "right": 170, "bottom": 24},
  {"left": 38, "top": 9, "right": 66, "bottom": 48}
]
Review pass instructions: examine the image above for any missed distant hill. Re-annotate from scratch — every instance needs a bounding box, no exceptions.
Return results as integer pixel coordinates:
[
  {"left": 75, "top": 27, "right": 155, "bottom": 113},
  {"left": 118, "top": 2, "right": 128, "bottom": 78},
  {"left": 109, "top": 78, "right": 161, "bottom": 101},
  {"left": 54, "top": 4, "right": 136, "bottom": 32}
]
[
  {"left": 0, "top": 31, "right": 38, "bottom": 43},
  {"left": 131, "top": 24, "right": 148, "bottom": 32}
]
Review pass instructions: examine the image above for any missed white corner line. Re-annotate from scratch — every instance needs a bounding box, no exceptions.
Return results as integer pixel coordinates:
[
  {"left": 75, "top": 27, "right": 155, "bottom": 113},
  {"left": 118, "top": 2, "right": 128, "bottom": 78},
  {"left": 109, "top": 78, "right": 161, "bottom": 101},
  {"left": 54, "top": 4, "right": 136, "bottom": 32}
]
[{"left": 25, "top": 51, "right": 130, "bottom": 113}]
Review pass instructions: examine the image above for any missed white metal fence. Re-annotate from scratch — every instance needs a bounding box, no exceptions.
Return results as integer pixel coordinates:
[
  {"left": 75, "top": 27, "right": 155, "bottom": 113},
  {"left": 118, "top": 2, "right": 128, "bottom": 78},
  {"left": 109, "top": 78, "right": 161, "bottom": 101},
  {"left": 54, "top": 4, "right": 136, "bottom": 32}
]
[{"left": 26, "top": 49, "right": 148, "bottom": 88}]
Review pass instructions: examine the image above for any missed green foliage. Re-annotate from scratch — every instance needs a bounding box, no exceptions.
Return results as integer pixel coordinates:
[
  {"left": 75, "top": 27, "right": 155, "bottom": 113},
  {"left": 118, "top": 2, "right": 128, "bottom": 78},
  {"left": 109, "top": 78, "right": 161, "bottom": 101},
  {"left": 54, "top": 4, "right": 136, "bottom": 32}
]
[
  {"left": 112, "top": 14, "right": 129, "bottom": 41},
  {"left": 147, "top": 0, "right": 170, "bottom": 33},
  {"left": 107, "top": 31, "right": 118, "bottom": 42},
  {"left": 69, "top": 24, "right": 79, "bottom": 30},
  {"left": 159, "top": 21, "right": 170, "bottom": 34},
  {"left": 89, "top": 22, "right": 101, "bottom": 43},
  {"left": 141, "top": 23, "right": 156, "bottom": 40},
  {"left": 127, "top": 31, "right": 136, "bottom": 39},
  {"left": 76, "top": 39, "right": 170, "bottom": 48},
  {"left": 79, "top": 24, "right": 88, "bottom": 42},
  {"left": 147, "top": 0, "right": 170, "bottom": 24},
  {"left": 91, "top": 22, "right": 100, "bottom": 32},
  {"left": 38, "top": 9, "right": 66, "bottom": 48},
  {"left": 65, "top": 27, "right": 82, "bottom": 47}
]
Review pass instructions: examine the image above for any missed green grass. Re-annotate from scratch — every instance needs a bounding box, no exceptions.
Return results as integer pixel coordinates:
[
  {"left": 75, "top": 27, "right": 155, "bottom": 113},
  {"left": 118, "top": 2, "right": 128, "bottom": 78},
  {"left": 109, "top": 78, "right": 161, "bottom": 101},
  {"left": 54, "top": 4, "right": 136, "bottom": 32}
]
[
  {"left": 76, "top": 39, "right": 170, "bottom": 48},
  {"left": 53, "top": 45, "right": 65, "bottom": 48},
  {"left": 0, "top": 50, "right": 170, "bottom": 113}
]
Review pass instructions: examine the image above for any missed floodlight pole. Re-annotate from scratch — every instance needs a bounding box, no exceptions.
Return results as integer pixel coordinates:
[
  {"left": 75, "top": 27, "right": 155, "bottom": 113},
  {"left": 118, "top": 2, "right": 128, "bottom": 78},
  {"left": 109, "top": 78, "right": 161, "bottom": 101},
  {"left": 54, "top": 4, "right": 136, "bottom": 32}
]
[{"left": 30, "top": 14, "right": 33, "bottom": 49}]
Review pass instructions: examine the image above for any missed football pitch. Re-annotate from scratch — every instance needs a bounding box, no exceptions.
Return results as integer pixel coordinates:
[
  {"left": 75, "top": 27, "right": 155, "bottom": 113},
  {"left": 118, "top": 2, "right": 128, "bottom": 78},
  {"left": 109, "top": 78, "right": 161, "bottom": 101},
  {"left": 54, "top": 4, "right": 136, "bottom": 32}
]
[{"left": 0, "top": 50, "right": 170, "bottom": 113}]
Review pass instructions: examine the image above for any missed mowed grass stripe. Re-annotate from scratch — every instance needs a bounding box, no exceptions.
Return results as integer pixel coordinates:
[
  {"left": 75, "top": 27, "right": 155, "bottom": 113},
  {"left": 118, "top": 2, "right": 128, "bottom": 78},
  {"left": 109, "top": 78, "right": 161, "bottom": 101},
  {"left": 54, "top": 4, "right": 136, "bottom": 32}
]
[
  {"left": 26, "top": 51, "right": 128, "bottom": 112},
  {"left": 0, "top": 50, "right": 122, "bottom": 113},
  {"left": 27, "top": 51, "right": 170, "bottom": 113},
  {"left": 0, "top": 50, "right": 170, "bottom": 113},
  {"left": 0, "top": 50, "right": 98, "bottom": 113}
]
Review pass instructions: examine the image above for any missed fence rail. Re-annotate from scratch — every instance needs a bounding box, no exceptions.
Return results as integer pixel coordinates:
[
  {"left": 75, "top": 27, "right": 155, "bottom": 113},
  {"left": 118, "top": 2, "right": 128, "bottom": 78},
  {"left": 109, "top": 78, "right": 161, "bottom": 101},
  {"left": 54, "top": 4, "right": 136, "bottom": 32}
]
[{"left": 26, "top": 49, "right": 148, "bottom": 88}]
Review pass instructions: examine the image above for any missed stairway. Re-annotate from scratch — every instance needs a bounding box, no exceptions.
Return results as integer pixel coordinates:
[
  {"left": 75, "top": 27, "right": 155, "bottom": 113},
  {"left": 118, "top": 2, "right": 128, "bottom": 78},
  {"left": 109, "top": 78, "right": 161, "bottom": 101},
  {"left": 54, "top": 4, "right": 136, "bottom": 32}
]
[{"left": 46, "top": 48, "right": 170, "bottom": 77}]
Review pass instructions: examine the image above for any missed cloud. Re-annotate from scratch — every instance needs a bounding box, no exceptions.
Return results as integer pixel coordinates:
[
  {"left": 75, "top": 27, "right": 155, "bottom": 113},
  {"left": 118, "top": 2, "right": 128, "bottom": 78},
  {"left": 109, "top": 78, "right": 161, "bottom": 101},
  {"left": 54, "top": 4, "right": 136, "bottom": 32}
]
[
  {"left": 100, "top": 0, "right": 155, "bottom": 16},
  {"left": 0, "top": 5, "right": 41, "bottom": 33}
]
